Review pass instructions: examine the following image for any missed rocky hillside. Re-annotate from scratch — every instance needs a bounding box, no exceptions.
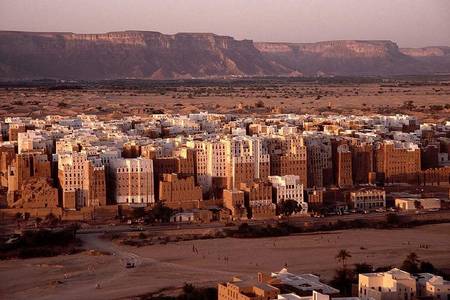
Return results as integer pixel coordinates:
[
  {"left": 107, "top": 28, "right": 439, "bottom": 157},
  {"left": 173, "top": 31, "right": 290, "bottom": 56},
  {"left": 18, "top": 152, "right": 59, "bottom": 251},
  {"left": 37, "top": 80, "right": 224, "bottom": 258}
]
[
  {"left": 399, "top": 46, "right": 450, "bottom": 74},
  {"left": 0, "top": 31, "right": 286, "bottom": 80},
  {"left": 0, "top": 31, "right": 449, "bottom": 80},
  {"left": 255, "top": 41, "right": 449, "bottom": 76}
]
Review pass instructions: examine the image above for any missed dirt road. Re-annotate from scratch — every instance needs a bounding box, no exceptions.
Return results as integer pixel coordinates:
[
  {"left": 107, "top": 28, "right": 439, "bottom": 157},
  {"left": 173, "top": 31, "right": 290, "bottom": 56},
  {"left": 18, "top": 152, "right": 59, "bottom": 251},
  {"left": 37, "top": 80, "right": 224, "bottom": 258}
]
[{"left": 1, "top": 223, "right": 450, "bottom": 299}]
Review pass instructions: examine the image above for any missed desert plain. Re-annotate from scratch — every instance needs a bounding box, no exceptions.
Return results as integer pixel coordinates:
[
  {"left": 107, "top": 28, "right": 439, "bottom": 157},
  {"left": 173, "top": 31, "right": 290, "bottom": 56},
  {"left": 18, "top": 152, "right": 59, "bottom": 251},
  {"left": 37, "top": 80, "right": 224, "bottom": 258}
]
[
  {"left": 0, "top": 78, "right": 449, "bottom": 123},
  {"left": 1, "top": 223, "right": 450, "bottom": 300}
]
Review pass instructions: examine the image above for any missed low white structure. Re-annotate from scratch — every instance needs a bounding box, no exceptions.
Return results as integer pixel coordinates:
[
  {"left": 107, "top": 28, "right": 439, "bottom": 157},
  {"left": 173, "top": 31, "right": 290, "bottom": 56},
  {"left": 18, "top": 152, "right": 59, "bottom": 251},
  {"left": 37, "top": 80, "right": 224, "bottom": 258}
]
[
  {"left": 271, "top": 268, "right": 339, "bottom": 295},
  {"left": 170, "top": 212, "right": 195, "bottom": 223},
  {"left": 278, "top": 291, "right": 360, "bottom": 300},
  {"left": 416, "top": 273, "right": 450, "bottom": 299},
  {"left": 358, "top": 268, "right": 416, "bottom": 300},
  {"left": 395, "top": 198, "right": 441, "bottom": 211}
]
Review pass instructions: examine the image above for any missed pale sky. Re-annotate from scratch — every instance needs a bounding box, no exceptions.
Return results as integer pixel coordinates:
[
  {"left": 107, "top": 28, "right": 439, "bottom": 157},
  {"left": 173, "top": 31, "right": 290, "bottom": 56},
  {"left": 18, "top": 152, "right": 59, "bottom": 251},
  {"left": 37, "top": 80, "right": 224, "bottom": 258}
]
[{"left": 0, "top": 0, "right": 449, "bottom": 47}]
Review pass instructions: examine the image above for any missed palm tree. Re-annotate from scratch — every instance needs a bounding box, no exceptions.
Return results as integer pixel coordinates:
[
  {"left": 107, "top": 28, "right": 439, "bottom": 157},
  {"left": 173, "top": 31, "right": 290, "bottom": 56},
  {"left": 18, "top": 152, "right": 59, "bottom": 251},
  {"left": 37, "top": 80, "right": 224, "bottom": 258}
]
[
  {"left": 336, "top": 249, "right": 352, "bottom": 269},
  {"left": 182, "top": 282, "right": 195, "bottom": 294}
]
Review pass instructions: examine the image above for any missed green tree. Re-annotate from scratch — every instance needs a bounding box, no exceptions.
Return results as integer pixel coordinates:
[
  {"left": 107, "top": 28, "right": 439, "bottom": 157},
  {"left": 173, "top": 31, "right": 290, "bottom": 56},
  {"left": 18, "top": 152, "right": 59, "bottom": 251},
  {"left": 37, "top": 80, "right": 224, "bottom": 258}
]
[
  {"left": 255, "top": 100, "right": 265, "bottom": 108},
  {"left": 35, "top": 217, "right": 42, "bottom": 228},
  {"left": 414, "top": 200, "right": 423, "bottom": 210},
  {"left": 375, "top": 265, "right": 393, "bottom": 272},
  {"left": 336, "top": 249, "right": 352, "bottom": 269},
  {"left": 402, "top": 100, "right": 415, "bottom": 110},
  {"left": 238, "top": 223, "right": 250, "bottom": 233},
  {"left": 151, "top": 202, "right": 173, "bottom": 223},
  {"left": 354, "top": 263, "right": 373, "bottom": 275},
  {"left": 419, "top": 261, "right": 436, "bottom": 273},
  {"left": 386, "top": 213, "right": 400, "bottom": 225},
  {"left": 45, "top": 213, "right": 59, "bottom": 228},
  {"left": 401, "top": 252, "right": 420, "bottom": 273},
  {"left": 330, "top": 268, "right": 354, "bottom": 296},
  {"left": 132, "top": 207, "right": 146, "bottom": 219},
  {"left": 278, "top": 199, "right": 300, "bottom": 217}
]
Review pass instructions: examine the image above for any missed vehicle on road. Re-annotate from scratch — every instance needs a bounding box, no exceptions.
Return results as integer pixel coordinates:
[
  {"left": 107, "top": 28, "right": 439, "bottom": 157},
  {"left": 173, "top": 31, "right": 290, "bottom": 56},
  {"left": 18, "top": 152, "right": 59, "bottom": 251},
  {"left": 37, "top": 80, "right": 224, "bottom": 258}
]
[{"left": 125, "top": 260, "right": 135, "bottom": 268}]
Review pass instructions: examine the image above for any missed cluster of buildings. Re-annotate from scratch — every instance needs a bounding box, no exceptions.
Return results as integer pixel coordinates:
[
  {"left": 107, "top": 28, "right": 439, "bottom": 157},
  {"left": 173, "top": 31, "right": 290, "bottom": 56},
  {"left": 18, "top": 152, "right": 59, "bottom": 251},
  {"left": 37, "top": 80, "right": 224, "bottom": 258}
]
[
  {"left": 218, "top": 268, "right": 355, "bottom": 300},
  {"left": 218, "top": 267, "right": 450, "bottom": 300},
  {"left": 1, "top": 112, "right": 449, "bottom": 220},
  {"left": 359, "top": 268, "right": 450, "bottom": 300}
]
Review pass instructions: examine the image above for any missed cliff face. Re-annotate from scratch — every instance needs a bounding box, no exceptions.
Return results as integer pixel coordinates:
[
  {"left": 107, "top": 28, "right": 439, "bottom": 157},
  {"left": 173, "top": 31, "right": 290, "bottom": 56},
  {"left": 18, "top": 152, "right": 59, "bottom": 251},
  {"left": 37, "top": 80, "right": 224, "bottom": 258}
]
[
  {"left": 0, "top": 31, "right": 285, "bottom": 80},
  {"left": 255, "top": 40, "right": 444, "bottom": 76},
  {"left": 400, "top": 46, "right": 450, "bottom": 57},
  {"left": 0, "top": 31, "right": 449, "bottom": 80},
  {"left": 399, "top": 46, "right": 450, "bottom": 74}
]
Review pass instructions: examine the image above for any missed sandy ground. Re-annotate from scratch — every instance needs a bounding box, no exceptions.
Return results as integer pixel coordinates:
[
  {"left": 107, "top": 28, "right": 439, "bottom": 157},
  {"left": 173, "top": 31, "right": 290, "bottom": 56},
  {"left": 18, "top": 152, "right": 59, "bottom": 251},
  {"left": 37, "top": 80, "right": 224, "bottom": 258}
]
[
  {"left": 1, "top": 223, "right": 450, "bottom": 300},
  {"left": 0, "top": 83, "right": 449, "bottom": 122}
]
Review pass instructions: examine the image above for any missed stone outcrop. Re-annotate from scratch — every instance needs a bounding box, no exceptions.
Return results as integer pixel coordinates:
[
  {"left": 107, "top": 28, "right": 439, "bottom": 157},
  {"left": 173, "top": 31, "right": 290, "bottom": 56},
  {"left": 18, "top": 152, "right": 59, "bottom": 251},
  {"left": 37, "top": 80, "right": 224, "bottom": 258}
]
[{"left": 9, "top": 178, "right": 58, "bottom": 208}]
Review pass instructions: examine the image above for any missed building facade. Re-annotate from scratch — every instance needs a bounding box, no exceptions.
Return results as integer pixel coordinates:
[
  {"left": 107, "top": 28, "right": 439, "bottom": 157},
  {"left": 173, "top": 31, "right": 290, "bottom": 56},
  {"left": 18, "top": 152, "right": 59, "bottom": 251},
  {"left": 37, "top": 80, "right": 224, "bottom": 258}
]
[
  {"left": 110, "top": 157, "right": 155, "bottom": 206},
  {"left": 239, "top": 180, "right": 276, "bottom": 219},
  {"left": 349, "top": 189, "right": 386, "bottom": 210},
  {"left": 268, "top": 135, "right": 308, "bottom": 188},
  {"left": 375, "top": 141, "right": 421, "bottom": 184},
  {"left": 225, "top": 136, "right": 270, "bottom": 190},
  {"left": 269, "top": 175, "right": 307, "bottom": 214},
  {"left": 159, "top": 173, "right": 202, "bottom": 209}
]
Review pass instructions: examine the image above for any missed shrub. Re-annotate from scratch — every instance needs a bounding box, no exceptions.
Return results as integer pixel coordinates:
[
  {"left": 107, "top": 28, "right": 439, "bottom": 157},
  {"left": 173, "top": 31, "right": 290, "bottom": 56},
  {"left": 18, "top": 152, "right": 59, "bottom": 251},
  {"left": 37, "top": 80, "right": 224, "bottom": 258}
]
[
  {"left": 255, "top": 100, "right": 265, "bottom": 108},
  {"left": 0, "top": 228, "right": 81, "bottom": 260},
  {"left": 386, "top": 213, "right": 400, "bottom": 225}
]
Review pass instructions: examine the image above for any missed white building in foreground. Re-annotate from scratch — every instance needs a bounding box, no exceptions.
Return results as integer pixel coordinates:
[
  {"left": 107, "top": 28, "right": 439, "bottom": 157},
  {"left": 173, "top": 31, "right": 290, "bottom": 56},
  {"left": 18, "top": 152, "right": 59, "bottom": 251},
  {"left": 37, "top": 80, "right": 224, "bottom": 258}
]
[
  {"left": 358, "top": 268, "right": 416, "bottom": 300},
  {"left": 271, "top": 268, "right": 339, "bottom": 295},
  {"left": 395, "top": 198, "right": 441, "bottom": 211},
  {"left": 278, "top": 291, "right": 360, "bottom": 300},
  {"left": 416, "top": 273, "right": 450, "bottom": 299}
]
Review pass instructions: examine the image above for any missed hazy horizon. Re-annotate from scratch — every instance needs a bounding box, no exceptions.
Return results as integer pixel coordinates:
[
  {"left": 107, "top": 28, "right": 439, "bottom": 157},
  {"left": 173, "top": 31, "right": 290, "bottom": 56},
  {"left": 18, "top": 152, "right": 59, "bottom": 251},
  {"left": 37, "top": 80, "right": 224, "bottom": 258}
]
[{"left": 1, "top": 0, "right": 450, "bottom": 48}]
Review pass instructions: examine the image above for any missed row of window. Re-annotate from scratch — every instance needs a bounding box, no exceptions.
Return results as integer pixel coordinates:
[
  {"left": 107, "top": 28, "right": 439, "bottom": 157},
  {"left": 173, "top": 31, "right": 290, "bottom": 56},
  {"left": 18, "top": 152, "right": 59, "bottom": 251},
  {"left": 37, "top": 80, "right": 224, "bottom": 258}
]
[{"left": 116, "top": 168, "right": 146, "bottom": 172}]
